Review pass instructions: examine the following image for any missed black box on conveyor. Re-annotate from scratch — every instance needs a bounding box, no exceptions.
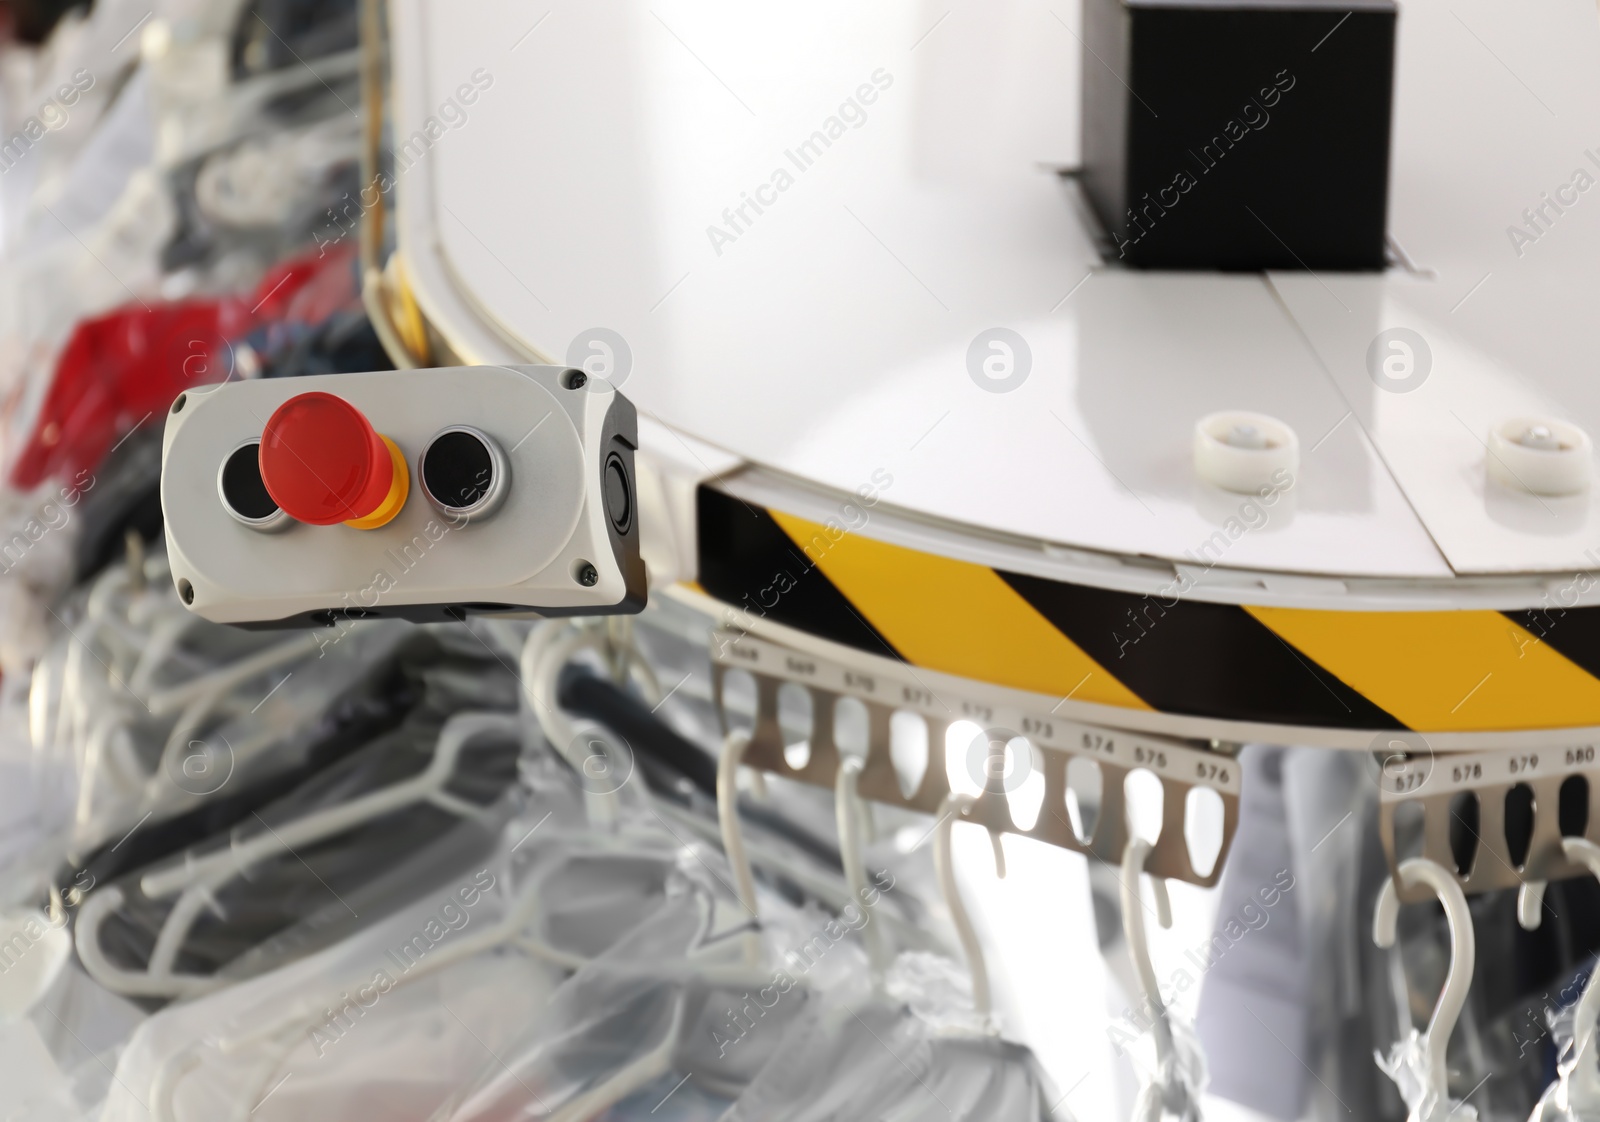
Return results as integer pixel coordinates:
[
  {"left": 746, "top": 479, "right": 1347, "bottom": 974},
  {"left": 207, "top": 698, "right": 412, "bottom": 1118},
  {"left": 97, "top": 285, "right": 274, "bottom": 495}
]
[{"left": 1079, "top": 0, "right": 1397, "bottom": 270}]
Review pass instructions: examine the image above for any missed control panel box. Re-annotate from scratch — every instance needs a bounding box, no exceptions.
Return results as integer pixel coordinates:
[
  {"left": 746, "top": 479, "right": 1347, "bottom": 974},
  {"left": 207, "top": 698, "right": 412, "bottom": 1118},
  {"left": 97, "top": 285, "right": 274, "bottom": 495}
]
[{"left": 161, "top": 365, "right": 645, "bottom": 626}]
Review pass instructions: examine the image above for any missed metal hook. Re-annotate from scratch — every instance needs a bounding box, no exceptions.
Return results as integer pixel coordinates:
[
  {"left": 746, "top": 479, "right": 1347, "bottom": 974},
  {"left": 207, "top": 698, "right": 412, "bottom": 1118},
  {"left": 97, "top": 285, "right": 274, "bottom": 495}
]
[
  {"left": 1373, "top": 857, "right": 1477, "bottom": 1109},
  {"left": 934, "top": 793, "right": 1004, "bottom": 1027},
  {"left": 1520, "top": 838, "right": 1600, "bottom": 1118}
]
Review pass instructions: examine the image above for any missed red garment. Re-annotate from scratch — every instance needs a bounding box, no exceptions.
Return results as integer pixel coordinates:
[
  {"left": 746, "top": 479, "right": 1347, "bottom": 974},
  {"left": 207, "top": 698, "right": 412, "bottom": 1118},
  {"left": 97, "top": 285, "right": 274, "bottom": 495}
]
[{"left": 6, "top": 243, "right": 357, "bottom": 490}]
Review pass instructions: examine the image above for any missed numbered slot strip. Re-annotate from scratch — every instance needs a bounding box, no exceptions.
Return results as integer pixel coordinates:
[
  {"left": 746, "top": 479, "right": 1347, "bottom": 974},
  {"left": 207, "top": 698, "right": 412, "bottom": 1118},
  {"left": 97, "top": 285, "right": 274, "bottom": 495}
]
[
  {"left": 712, "top": 629, "right": 1240, "bottom": 887},
  {"left": 1378, "top": 744, "right": 1597, "bottom": 801},
  {"left": 1378, "top": 742, "right": 1600, "bottom": 898}
]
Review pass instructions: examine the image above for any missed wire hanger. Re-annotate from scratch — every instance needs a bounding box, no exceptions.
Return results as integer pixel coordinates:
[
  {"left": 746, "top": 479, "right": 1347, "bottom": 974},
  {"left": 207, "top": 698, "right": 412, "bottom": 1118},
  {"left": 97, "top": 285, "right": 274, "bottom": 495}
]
[
  {"left": 1373, "top": 856, "right": 1479, "bottom": 1122},
  {"left": 1518, "top": 838, "right": 1600, "bottom": 1122}
]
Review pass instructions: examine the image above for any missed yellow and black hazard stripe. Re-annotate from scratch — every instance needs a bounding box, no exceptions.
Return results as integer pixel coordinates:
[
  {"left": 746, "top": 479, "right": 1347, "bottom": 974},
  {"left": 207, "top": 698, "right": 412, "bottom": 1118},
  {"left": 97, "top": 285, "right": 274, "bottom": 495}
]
[{"left": 695, "top": 487, "right": 1600, "bottom": 735}]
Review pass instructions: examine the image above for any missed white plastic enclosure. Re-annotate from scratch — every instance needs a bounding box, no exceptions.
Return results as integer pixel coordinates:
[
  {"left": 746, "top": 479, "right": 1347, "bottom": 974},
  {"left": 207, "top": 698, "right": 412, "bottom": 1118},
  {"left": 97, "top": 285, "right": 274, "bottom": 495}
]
[{"left": 161, "top": 365, "right": 645, "bottom": 626}]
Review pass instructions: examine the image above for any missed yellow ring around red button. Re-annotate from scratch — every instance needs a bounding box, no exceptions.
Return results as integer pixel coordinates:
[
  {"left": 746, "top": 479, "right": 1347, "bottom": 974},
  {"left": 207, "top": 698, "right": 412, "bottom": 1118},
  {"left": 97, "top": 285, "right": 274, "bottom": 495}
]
[{"left": 343, "top": 436, "right": 409, "bottom": 530}]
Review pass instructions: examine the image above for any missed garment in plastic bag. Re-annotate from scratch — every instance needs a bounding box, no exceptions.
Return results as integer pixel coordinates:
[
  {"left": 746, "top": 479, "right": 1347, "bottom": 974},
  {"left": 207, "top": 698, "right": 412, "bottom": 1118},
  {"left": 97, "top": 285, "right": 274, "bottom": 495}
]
[
  {"left": 229, "top": 0, "right": 359, "bottom": 81},
  {"left": 0, "top": 673, "right": 73, "bottom": 887},
  {"left": 68, "top": 425, "right": 164, "bottom": 583},
  {"left": 99, "top": 856, "right": 556, "bottom": 1122},
  {"left": 720, "top": 990, "right": 1058, "bottom": 1122},
  {"left": 163, "top": 114, "right": 362, "bottom": 273},
  {"left": 1523, "top": 991, "right": 1600, "bottom": 1122},
  {"left": 27, "top": 554, "right": 414, "bottom": 866},
  {"left": 0, "top": 910, "right": 145, "bottom": 1121},
  {"left": 0, "top": 72, "right": 166, "bottom": 386},
  {"left": 0, "top": 33, "right": 150, "bottom": 263},
  {"left": 431, "top": 811, "right": 1021, "bottom": 1122},
  {"left": 6, "top": 0, "right": 84, "bottom": 43},
  {"left": 1196, "top": 746, "right": 1306, "bottom": 1119},
  {"left": 74, "top": 627, "right": 524, "bottom": 999},
  {"left": 432, "top": 883, "right": 774, "bottom": 1122},
  {"left": 31, "top": 552, "right": 321, "bottom": 854},
  {"left": 99, "top": 764, "right": 709, "bottom": 1122},
  {"left": 708, "top": 931, "right": 1060, "bottom": 1122},
  {"left": 1375, "top": 1028, "right": 1481, "bottom": 1122}
]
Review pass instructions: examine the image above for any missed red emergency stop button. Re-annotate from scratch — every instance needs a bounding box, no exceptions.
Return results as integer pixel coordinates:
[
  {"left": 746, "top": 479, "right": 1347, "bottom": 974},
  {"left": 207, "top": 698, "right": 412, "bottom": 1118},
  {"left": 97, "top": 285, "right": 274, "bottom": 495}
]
[{"left": 259, "top": 392, "right": 409, "bottom": 529}]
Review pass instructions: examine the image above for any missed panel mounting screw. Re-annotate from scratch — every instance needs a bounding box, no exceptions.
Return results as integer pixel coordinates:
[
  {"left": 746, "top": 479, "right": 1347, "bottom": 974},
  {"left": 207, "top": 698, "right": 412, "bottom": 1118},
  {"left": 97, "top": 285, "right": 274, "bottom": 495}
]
[{"left": 576, "top": 562, "right": 598, "bottom": 587}]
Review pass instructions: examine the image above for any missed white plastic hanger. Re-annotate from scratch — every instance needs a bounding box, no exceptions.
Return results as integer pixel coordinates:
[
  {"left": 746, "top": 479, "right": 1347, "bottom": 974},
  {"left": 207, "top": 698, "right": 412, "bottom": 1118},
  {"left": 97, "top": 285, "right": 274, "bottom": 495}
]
[
  {"left": 519, "top": 619, "right": 661, "bottom": 826},
  {"left": 717, "top": 794, "right": 1053, "bottom": 1121},
  {"left": 716, "top": 732, "right": 901, "bottom": 972},
  {"left": 835, "top": 756, "right": 891, "bottom": 983},
  {"left": 1373, "top": 856, "right": 1478, "bottom": 1122},
  {"left": 700, "top": 733, "right": 1061, "bottom": 1121},
  {"left": 74, "top": 710, "right": 521, "bottom": 999},
  {"left": 1519, "top": 839, "right": 1600, "bottom": 1122},
  {"left": 932, "top": 791, "right": 1005, "bottom": 1028},
  {"left": 50, "top": 555, "right": 204, "bottom": 844},
  {"left": 519, "top": 771, "right": 970, "bottom": 1122},
  {"left": 717, "top": 727, "right": 765, "bottom": 967},
  {"left": 527, "top": 623, "right": 875, "bottom": 969},
  {"left": 120, "top": 837, "right": 591, "bottom": 1122},
  {"left": 138, "top": 687, "right": 736, "bottom": 1122},
  {"left": 44, "top": 549, "right": 326, "bottom": 849},
  {"left": 68, "top": 550, "right": 194, "bottom": 723},
  {"left": 48, "top": 555, "right": 163, "bottom": 765},
  {"left": 1121, "top": 836, "right": 1201, "bottom": 1122},
  {"left": 405, "top": 677, "right": 906, "bottom": 1121},
  {"left": 719, "top": 726, "right": 1011, "bottom": 1012},
  {"left": 140, "top": 632, "right": 318, "bottom": 721}
]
